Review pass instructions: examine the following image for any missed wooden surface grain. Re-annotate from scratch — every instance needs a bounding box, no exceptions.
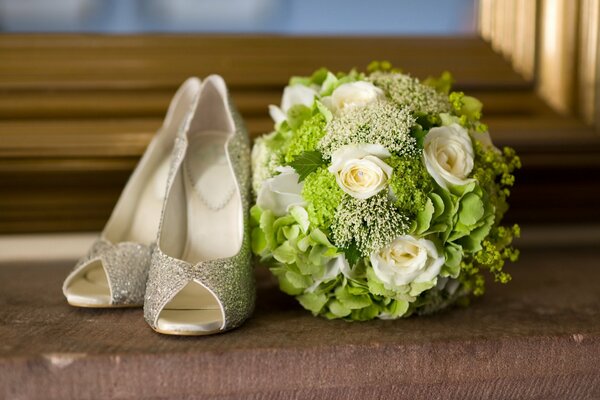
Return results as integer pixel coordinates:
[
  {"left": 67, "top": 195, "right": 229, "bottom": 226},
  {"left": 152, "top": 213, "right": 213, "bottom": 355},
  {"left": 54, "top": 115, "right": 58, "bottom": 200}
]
[{"left": 0, "top": 248, "right": 598, "bottom": 399}]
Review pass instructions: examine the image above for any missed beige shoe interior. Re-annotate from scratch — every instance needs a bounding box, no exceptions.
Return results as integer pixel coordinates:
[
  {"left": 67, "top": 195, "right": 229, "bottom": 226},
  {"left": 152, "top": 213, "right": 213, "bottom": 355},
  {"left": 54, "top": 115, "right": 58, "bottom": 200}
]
[
  {"left": 156, "top": 281, "right": 224, "bottom": 334},
  {"left": 63, "top": 157, "right": 170, "bottom": 307},
  {"left": 64, "top": 260, "right": 112, "bottom": 307}
]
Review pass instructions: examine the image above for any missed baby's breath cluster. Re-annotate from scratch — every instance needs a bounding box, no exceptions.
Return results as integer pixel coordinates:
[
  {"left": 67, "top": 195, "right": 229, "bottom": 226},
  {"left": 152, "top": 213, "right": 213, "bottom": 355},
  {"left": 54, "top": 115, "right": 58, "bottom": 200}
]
[
  {"left": 368, "top": 71, "right": 451, "bottom": 116},
  {"left": 331, "top": 192, "right": 410, "bottom": 257},
  {"left": 318, "top": 100, "right": 416, "bottom": 159}
]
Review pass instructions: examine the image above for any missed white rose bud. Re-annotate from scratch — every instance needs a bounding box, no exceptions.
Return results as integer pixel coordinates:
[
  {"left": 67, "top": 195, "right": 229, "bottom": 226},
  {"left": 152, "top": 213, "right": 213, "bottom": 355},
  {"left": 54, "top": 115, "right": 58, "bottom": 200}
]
[
  {"left": 370, "top": 235, "right": 444, "bottom": 287},
  {"left": 322, "top": 81, "right": 384, "bottom": 114},
  {"left": 423, "top": 123, "right": 475, "bottom": 189},
  {"left": 268, "top": 84, "right": 318, "bottom": 125},
  {"left": 328, "top": 144, "right": 393, "bottom": 199},
  {"left": 257, "top": 166, "right": 305, "bottom": 216}
]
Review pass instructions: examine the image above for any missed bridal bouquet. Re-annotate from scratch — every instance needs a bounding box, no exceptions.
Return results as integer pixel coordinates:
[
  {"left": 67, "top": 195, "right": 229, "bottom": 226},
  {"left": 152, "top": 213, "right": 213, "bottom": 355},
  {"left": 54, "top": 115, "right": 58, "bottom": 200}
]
[{"left": 250, "top": 62, "right": 521, "bottom": 320}]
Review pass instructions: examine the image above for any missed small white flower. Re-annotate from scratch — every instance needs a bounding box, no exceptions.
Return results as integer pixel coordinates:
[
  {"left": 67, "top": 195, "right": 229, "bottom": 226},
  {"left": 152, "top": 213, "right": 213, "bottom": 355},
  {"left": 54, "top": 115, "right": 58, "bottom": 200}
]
[
  {"left": 370, "top": 235, "right": 444, "bottom": 287},
  {"left": 328, "top": 144, "right": 393, "bottom": 199},
  {"left": 423, "top": 123, "right": 475, "bottom": 189},
  {"left": 322, "top": 81, "right": 384, "bottom": 114},
  {"left": 268, "top": 84, "right": 318, "bottom": 125},
  {"left": 306, "top": 254, "right": 355, "bottom": 293},
  {"left": 256, "top": 166, "right": 305, "bottom": 216}
]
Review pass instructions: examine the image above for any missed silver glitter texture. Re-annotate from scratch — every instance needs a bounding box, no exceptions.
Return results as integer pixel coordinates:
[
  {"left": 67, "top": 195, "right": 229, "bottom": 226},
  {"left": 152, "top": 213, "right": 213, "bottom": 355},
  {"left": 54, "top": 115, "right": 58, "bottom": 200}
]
[
  {"left": 63, "top": 239, "right": 152, "bottom": 306},
  {"left": 144, "top": 95, "right": 255, "bottom": 332}
]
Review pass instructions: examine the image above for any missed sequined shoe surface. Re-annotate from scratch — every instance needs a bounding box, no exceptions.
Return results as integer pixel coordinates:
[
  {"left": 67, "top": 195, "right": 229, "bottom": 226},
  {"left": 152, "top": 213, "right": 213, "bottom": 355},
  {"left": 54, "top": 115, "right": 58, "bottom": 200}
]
[
  {"left": 144, "top": 75, "right": 255, "bottom": 335},
  {"left": 62, "top": 78, "right": 202, "bottom": 308}
]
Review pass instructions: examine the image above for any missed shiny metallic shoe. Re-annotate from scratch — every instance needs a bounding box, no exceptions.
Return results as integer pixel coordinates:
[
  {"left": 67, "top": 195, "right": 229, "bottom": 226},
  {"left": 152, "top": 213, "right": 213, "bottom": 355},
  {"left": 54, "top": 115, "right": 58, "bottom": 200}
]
[
  {"left": 144, "top": 75, "right": 255, "bottom": 335},
  {"left": 62, "top": 78, "right": 202, "bottom": 308}
]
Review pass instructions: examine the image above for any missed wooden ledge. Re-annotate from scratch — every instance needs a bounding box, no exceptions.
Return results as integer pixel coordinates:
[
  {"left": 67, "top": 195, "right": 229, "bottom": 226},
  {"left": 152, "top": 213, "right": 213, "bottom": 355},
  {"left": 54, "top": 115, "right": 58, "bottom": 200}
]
[{"left": 0, "top": 248, "right": 599, "bottom": 399}]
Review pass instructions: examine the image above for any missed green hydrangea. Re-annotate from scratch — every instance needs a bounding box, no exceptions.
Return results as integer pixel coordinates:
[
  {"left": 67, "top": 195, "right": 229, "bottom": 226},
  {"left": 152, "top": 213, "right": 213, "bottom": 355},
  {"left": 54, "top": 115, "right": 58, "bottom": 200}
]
[
  {"left": 302, "top": 166, "right": 343, "bottom": 230},
  {"left": 387, "top": 155, "right": 433, "bottom": 217},
  {"left": 284, "top": 110, "right": 327, "bottom": 164},
  {"left": 251, "top": 205, "right": 341, "bottom": 295}
]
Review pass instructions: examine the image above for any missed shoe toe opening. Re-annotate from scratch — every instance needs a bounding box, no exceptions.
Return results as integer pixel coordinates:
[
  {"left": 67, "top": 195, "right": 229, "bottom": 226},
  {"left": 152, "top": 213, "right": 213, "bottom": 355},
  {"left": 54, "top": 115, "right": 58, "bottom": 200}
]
[
  {"left": 156, "top": 280, "right": 224, "bottom": 335},
  {"left": 64, "top": 260, "right": 112, "bottom": 307}
]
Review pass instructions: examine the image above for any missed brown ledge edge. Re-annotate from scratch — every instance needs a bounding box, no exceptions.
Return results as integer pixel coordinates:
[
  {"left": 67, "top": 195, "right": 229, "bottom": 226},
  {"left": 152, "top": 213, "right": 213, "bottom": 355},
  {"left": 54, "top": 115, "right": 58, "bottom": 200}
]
[{"left": 1, "top": 248, "right": 599, "bottom": 399}]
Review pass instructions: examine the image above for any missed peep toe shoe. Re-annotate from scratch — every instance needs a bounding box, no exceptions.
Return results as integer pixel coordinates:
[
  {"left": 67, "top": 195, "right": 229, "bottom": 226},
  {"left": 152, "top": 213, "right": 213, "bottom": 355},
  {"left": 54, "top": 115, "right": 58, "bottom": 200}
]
[
  {"left": 143, "top": 75, "right": 255, "bottom": 335},
  {"left": 62, "top": 78, "right": 202, "bottom": 307}
]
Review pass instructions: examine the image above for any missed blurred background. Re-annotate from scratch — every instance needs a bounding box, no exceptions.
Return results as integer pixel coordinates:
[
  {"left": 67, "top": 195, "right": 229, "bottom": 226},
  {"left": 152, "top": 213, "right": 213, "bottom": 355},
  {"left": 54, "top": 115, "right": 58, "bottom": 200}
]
[
  {"left": 0, "top": 0, "right": 477, "bottom": 34},
  {"left": 0, "top": 0, "right": 599, "bottom": 260}
]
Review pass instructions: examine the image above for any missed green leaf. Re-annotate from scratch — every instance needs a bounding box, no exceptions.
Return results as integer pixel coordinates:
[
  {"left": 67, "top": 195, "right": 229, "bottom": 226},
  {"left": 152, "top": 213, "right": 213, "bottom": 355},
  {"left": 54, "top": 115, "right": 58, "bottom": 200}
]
[
  {"left": 309, "top": 67, "right": 329, "bottom": 85},
  {"left": 409, "top": 123, "right": 427, "bottom": 148},
  {"left": 409, "top": 280, "right": 435, "bottom": 297},
  {"left": 285, "top": 270, "right": 312, "bottom": 289},
  {"left": 250, "top": 205, "right": 262, "bottom": 226},
  {"left": 296, "top": 257, "right": 321, "bottom": 276},
  {"left": 289, "top": 205, "right": 310, "bottom": 234},
  {"left": 273, "top": 215, "right": 296, "bottom": 232},
  {"left": 273, "top": 242, "right": 296, "bottom": 264},
  {"left": 385, "top": 299, "right": 409, "bottom": 318},
  {"left": 277, "top": 273, "right": 305, "bottom": 295},
  {"left": 328, "top": 299, "right": 352, "bottom": 317},
  {"left": 282, "top": 225, "right": 300, "bottom": 241},
  {"left": 251, "top": 227, "right": 267, "bottom": 255},
  {"left": 297, "top": 292, "right": 328, "bottom": 314},
  {"left": 289, "top": 151, "right": 326, "bottom": 182},
  {"left": 366, "top": 267, "right": 395, "bottom": 297},
  {"left": 319, "top": 72, "right": 338, "bottom": 96},
  {"left": 335, "top": 285, "right": 372, "bottom": 310},
  {"left": 443, "top": 243, "right": 463, "bottom": 278},
  {"left": 458, "top": 192, "right": 485, "bottom": 226},
  {"left": 457, "top": 215, "right": 494, "bottom": 252},
  {"left": 414, "top": 198, "right": 434, "bottom": 235},
  {"left": 342, "top": 242, "right": 362, "bottom": 267},
  {"left": 429, "top": 192, "right": 445, "bottom": 219},
  {"left": 259, "top": 209, "right": 276, "bottom": 250},
  {"left": 287, "top": 104, "right": 312, "bottom": 130},
  {"left": 315, "top": 100, "right": 333, "bottom": 123},
  {"left": 309, "top": 228, "right": 332, "bottom": 246},
  {"left": 350, "top": 304, "right": 380, "bottom": 321}
]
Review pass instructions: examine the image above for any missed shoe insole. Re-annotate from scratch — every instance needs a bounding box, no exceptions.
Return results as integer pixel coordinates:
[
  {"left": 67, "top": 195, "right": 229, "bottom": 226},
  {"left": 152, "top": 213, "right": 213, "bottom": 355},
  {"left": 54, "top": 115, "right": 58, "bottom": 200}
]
[
  {"left": 65, "top": 260, "right": 111, "bottom": 307},
  {"left": 126, "top": 155, "right": 171, "bottom": 245},
  {"left": 156, "top": 280, "right": 223, "bottom": 334},
  {"left": 181, "top": 131, "right": 240, "bottom": 264}
]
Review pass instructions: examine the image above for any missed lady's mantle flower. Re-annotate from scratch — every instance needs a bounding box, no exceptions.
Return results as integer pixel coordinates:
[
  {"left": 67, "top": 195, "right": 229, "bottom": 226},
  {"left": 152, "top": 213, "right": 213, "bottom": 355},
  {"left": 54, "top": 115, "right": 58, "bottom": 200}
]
[
  {"left": 370, "top": 235, "right": 444, "bottom": 287},
  {"left": 328, "top": 144, "right": 393, "bottom": 200},
  {"left": 423, "top": 123, "right": 475, "bottom": 189}
]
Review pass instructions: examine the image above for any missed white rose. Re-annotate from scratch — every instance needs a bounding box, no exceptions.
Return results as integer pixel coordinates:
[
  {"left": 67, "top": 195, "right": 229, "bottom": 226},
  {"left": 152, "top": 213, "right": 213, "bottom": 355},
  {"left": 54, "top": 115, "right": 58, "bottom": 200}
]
[
  {"left": 257, "top": 166, "right": 305, "bottom": 216},
  {"left": 370, "top": 235, "right": 444, "bottom": 287},
  {"left": 268, "top": 84, "right": 318, "bottom": 125},
  {"left": 423, "top": 123, "right": 475, "bottom": 189},
  {"left": 328, "top": 144, "right": 393, "bottom": 199},
  {"left": 322, "top": 81, "right": 384, "bottom": 114}
]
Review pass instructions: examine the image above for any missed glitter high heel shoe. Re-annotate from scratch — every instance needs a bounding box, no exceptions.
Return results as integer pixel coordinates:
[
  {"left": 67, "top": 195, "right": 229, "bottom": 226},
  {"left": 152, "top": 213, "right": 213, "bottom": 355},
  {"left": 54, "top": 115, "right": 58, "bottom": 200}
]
[
  {"left": 62, "top": 78, "right": 202, "bottom": 308},
  {"left": 143, "top": 75, "right": 255, "bottom": 335}
]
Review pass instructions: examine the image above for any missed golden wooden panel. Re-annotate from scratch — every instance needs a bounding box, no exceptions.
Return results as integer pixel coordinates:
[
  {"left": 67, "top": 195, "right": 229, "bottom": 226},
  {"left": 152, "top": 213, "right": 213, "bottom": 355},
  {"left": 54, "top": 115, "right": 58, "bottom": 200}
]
[{"left": 0, "top": 35, "right": 597, "bottom": 233}]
